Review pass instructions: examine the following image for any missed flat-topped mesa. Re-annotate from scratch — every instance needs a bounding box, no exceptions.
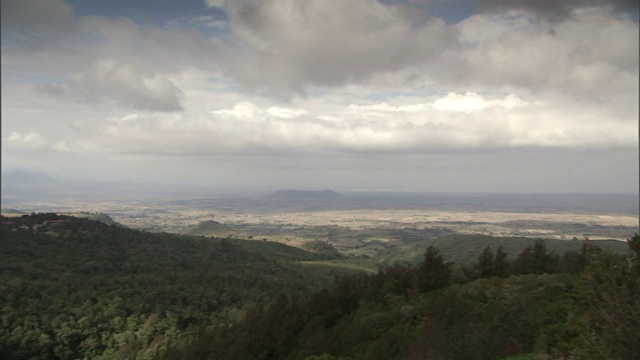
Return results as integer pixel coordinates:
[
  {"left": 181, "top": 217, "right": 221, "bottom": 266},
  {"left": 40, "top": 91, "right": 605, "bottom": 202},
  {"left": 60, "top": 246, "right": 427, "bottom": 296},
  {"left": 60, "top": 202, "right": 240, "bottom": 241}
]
[{"left": 265, "top": 189, "right": 346, "bottom": 201}]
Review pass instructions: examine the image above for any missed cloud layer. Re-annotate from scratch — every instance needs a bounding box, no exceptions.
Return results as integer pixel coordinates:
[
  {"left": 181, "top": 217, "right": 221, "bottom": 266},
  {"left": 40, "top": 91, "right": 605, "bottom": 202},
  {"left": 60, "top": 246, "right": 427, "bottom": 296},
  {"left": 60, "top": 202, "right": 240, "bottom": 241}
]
[
  {"left": 24, "top": 92, "right": 633, "bottom": 159},
  {"left": 1, "top": 0, "right": 638, "bottom": 191}
]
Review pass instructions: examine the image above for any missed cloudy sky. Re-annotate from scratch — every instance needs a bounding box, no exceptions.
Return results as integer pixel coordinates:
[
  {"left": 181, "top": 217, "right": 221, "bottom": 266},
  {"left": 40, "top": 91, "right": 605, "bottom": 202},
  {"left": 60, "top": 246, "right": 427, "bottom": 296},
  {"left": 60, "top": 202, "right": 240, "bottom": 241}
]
[{"left": 2, "top": 0, "right": 638, "bottom": 193}]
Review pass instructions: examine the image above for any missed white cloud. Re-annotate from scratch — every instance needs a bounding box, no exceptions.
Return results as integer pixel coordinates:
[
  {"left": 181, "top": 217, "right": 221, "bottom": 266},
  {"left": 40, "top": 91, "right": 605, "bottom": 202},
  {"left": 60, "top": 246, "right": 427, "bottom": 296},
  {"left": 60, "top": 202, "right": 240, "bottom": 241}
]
[
  {"left": 60, "top": 91, "right": 636, "bottom": 161},
  {"left": 347, "top": 103, "right": 425, "bottom": 113},
  {"left": 267, "top": 106, "right": 307, "bottom": 118},
  {"left": 432, "top": 92, "right": 488, "bottom": 112},
  {"left": 213, "top": 102, "right": 261, "bottom": 119},
  {"left": 3, "top": 130, "right": 72, "bottom": 154},
  {"left": 4, "top": 132, "right": 49, "bottom": 150},
  {"left": 431, "top": 92, "right": 526, "bottom": 112},
  {"left": 6, "top": 132, "right": 48, "bottom": 150}
]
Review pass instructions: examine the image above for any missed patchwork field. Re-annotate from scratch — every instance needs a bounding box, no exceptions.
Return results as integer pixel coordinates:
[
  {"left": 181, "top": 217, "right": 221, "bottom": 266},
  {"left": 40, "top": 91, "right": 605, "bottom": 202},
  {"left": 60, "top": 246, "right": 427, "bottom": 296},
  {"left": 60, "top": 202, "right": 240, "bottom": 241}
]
[{"left": 3, "top": 192, "right": 637, "bottom": 258}]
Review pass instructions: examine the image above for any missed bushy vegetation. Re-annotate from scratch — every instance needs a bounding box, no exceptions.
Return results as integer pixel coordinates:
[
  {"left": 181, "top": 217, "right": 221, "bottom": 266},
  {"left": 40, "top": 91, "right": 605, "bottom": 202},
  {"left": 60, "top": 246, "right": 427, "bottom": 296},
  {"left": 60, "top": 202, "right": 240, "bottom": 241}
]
[{"left": 2, "top": 213, "right": 638, "bottom": 359}]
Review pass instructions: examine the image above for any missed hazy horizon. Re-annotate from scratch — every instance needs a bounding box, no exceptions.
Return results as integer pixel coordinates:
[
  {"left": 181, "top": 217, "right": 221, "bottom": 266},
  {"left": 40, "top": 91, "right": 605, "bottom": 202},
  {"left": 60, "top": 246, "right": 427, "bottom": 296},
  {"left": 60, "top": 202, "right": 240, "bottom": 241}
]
[{"left": 2, "top": 168, "right": 640, "bottom": 196}]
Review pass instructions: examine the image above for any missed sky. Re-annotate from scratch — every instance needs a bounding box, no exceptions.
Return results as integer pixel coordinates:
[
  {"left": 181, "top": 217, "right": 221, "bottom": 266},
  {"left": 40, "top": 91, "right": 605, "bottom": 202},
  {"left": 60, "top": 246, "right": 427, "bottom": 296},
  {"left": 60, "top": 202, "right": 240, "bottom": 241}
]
[{"left": 1, "top": 0, "right": 639, "bottom": 193}]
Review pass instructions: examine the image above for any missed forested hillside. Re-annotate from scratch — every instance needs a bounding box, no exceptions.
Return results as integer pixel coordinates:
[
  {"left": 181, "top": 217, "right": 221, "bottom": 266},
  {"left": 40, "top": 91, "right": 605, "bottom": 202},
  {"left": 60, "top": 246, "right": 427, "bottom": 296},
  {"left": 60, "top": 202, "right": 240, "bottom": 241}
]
[
  {"left": 0, "top": 213, "right": 357, "bottom": 359},
  {"left": 1, "top": 213, "right": 638, "bottom": 360},
  {"left": 163, "top": 236, "right": 640, "bottom": 360}
]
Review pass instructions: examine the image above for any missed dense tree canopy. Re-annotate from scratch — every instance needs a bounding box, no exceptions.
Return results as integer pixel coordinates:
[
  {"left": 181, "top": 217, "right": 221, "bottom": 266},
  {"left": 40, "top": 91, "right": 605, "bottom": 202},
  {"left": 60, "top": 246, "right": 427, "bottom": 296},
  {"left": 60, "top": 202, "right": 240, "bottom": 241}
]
[
  {"left": 163, "top": 234, "right": 640, "bottom": 360},
  {"left": 0, "top": 214, "right": 354, "bottom": 359},
  {"left": 2, "top": 214, "right": 637, "bottom": 360}
]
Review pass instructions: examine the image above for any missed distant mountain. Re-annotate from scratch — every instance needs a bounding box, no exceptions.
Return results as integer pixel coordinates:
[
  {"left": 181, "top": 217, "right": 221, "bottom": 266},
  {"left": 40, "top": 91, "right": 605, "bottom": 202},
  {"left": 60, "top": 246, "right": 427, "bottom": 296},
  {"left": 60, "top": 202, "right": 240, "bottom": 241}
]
[
  {"left": 1, "top": 170, "right": 212, "bottom": 201},
  {"left": 1, "top": 170, "right": 74, "bottom": 198},
  {"left": 1, "top": 170, "right": 57, "bottom": 187},
  {"left": 266, "top": 189, "right": 346, "bottom": 201}
]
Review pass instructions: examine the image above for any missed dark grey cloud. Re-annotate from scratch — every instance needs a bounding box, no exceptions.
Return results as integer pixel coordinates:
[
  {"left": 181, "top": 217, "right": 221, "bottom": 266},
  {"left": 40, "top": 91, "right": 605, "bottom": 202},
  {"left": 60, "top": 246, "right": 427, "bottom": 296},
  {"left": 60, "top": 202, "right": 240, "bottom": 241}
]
[
  {"left": 478, "top": 0, "right": 639, "bottom": 21},
  {"left": 1, "top": 4, "right": 227, "bottom": 112},
  {"left": 1, "top": 0, "right": 79, "bottom": 47},
  {"left": 213, "top": 0, "right": 456, "bottom": 96},
  {"left": 35, "top": 61, "right": 184, "bottom": 112},
  {"left": 66, "top": 0, "right": 224, "bottom": 25}
]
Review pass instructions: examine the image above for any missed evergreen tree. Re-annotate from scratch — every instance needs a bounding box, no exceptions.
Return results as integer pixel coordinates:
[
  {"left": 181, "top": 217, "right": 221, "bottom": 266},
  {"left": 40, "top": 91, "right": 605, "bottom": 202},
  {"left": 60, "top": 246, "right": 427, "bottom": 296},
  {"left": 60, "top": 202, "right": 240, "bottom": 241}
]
[
  {"left": 566, "top": 236, "right": 640, "bottom": 359},
  {"left": 475, "top": 245, "right": 495, "bottom": 278},
  {"left": 492, "top": 246, "right": 511, "bottom": 277},
  {"left": 416, "top": 246, "right": 451, "bottom": 291},
  {"left": 513, "top": 240, "right": 558, "bottom": 274}
]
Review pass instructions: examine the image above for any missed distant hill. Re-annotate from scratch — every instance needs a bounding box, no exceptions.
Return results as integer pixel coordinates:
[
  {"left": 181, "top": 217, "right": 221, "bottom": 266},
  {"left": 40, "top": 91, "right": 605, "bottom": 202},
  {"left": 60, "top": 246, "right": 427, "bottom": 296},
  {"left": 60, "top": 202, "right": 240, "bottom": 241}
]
[
  {"left": 301, "top": 240, "right": 343, "bottom": 259},
  {"left": 183, "top": 220, "right": 237, "bottom": 237},
  {"left": 70, "top": 212, "right": 124, "bottom": 227},
  {"left": 266, "top": 189, "right": 346, "bottom": 201}
]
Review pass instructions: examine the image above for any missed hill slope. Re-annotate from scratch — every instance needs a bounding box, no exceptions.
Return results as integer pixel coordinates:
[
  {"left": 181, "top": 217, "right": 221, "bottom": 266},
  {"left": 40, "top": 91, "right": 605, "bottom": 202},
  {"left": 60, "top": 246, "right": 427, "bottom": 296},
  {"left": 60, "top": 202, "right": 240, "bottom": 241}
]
[
  {"left": 0, "top": 213, "right": 360, "bottom": 359},
  {"left": 164, "top": 236, "right": 640, "bottom": 360}
]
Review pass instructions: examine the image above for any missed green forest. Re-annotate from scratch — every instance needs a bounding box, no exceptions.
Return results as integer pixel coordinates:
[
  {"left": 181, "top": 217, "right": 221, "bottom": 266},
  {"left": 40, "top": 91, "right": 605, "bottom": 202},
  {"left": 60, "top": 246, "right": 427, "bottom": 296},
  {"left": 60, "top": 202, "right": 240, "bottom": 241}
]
[{"left": 1, "top": 213, "right": 638, "bottom": 359}]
